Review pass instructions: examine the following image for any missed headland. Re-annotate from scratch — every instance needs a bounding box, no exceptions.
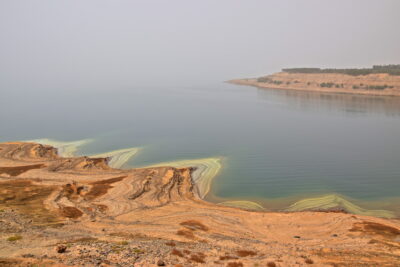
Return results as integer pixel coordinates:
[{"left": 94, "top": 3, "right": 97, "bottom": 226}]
[{"left": 230, "top": 65, "right": 400, "bottom": 97}]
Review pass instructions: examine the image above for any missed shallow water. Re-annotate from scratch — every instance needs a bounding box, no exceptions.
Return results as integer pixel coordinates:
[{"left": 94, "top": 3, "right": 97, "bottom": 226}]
[{"left": 1, "top": 83, "right": 400, "bottom": 216}]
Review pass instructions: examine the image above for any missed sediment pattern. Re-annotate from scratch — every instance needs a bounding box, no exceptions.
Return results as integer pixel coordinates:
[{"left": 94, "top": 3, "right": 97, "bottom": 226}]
[
  {"left": 28, "top": 138, "right": 93, "bottom": 157},
  {"left": 218, "top": 200, "right": 265, "bottom": 211},
  {"left": 29, "top": 138, "right": 140, "bottom": 169},
  {"left": 145, "top": 157, "right": 222, "bottom": 199},
  {"left": 90, "top": 147, "right": 140, "bottom": 169},
  {"left": 285, "top": 194, "right": 395, "bottom": 218},
  {"left": 1, "top": 142, "right": 400, "bottom": 266}
]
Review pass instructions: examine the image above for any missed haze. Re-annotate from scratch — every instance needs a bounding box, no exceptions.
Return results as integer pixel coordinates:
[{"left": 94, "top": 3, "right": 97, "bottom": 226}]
[{"left": 1, "top": 0, "right": 400, "bottom": 92}]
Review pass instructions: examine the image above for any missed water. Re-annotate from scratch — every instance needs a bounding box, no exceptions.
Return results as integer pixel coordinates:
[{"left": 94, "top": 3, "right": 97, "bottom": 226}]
[{"left": 1, "top": 83, "right": 400, "bottom": 216}]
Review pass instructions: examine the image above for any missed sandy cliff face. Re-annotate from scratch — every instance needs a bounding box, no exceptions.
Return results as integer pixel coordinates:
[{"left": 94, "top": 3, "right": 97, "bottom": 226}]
[
  {"left": 0, "top": 142, "right": 399, "bottom": 266},
  {"left": 231, "top": 72, "right": 400, "bottom": 96}
]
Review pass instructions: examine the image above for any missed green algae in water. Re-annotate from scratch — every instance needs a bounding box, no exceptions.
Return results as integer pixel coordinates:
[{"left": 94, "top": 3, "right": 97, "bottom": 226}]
[
  {"left": 285, "top": 194, "right": 395, "bottom": 218},
  {"left": 90, "top": 147, "right": 141, "bottom": 169},
  {"left": 219, "top": 200, "right": 265, "bottom": 211}
]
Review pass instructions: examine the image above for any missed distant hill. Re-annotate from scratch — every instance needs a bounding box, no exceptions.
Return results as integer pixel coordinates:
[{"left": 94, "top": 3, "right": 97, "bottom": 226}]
[
  {"left": 282, "top": 65, "right": 400, "bottom": 76},
  {"left": 229, "top": 65, "right": 400, "bottom": 97}
]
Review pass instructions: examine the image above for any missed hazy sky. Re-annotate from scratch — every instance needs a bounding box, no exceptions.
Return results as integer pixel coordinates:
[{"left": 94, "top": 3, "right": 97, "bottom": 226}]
[{"left": 1, "top": 0, "right": 399, "bottom": 90}]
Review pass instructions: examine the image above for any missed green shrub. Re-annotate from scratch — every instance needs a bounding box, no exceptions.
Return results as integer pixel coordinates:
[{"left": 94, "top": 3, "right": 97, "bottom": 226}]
[
  {"left": 283, "top": 65, "right": 400, "bottom": 76},
  {"left": 257, "top": 77, "right": 271, "bottom": 83},
  {"left": 272, "top": 80, "right": 283, "bottom": 85},
  {"left": 320, "top": 82, "right": 335, "bottom": 88},
  {"left": 366, "top": 85, "right": 387, "bottom": 90},
  {"left": 7, "top": 235, "right": 22, "bottom": 242}
]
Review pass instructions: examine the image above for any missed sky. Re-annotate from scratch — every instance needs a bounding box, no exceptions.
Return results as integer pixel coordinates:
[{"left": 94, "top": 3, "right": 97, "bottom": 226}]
[{"left": 1, "top": 0, "right": 400, "bottom": 91}]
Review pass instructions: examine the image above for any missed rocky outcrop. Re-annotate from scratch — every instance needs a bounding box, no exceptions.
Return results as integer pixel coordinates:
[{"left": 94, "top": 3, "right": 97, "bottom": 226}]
[{"left": 1, "top": 142, "right": 399, "bottom": 266}]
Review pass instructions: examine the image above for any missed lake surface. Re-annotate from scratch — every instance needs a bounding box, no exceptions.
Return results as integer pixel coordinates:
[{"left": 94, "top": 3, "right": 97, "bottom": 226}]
[{"left": 2, "top": 83, "right": 400, "bottom": 216}]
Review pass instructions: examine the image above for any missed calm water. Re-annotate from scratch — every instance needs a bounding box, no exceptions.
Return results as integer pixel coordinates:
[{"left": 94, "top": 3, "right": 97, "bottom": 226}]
[{"left": 2, "top": 83, "right": 400, "bottom": 214}]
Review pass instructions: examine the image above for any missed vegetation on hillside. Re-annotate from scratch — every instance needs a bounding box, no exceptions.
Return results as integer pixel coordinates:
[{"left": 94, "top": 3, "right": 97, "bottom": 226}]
[
  {"left": 256, "top": 77, "right": 283, "bottom": 84},
  {"left": 255, "top": 78, "right": 394, "bottom": 91},
  {"left": 282, "top": 65, "right": 400, "bottom": 76}
]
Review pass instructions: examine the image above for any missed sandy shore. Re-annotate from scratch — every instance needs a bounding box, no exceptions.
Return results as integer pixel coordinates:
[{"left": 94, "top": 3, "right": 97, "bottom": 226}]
[
  {"left": 229, "top": 72, "right": 400, "bottom": 97},
  {"left": 1, "top": 142, "right": 400, "bottom": 266}
]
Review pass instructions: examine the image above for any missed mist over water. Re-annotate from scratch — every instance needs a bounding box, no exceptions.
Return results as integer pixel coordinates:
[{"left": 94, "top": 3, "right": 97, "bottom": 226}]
[{"left": 1, "top": 1, "right": 400, "bottom": 91}]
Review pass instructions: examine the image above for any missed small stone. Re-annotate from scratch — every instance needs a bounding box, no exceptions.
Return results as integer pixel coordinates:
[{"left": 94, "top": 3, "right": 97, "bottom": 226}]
[
  {"left": 305, "top": 258, "right": 314, "bottom": 264},
  {"left": 293, "top": 236, "right": 301, "bottom": 239},
  {"left": 56, "top": 244, "right": 67, "bottom": 253},
  {"left": 157, "top": 259, "right": 166, "bottom": 266},
  {"left": 321, "top": 248, "right": 331, "bottom": 253},
  {"left": 332, "top": 234, "right": 338, "bottom": 237}
]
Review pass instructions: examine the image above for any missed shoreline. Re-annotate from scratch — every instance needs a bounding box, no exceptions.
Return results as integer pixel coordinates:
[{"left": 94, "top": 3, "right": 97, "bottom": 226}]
[
  {"left": 1, "top": 141, "right": 400, "bottom": 266},
  {"left": 229, "top": 72, "right": 400, "bottom": 97},
  {"left": 27, "top": 139, "right": 397, "bottom": 218},
  {"left": 143, "top": 157, "right": 222, "bottom": 199}
]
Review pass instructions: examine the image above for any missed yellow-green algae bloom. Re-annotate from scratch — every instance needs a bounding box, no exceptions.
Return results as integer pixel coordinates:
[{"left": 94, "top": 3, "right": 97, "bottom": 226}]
[
  {"left": 146, "top": 157, "right": 222, "bottom": 199},
  {"left": 219, "top": 200, "right": 265, "bottom": 211},
  {"left": 28, "top": 138, "right": 93, "bottom": 157},
  {"left": 90, "top": 147, "right": 140, "bottom": 169},
  {"left": 285, "top": 194, "right": 395, "bottom": 218},
  {"left": 29, "top": 138, "right": 140, "bottom": 169}
]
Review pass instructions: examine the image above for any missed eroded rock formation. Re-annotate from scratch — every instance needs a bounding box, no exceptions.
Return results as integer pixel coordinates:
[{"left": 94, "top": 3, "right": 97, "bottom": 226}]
[{"left": 0, "top": 142, "right": 399, "bottom": 266}]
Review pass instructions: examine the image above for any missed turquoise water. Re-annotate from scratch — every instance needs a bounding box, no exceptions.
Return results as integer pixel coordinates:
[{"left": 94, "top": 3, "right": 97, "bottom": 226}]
[{"left": 1, "top": 83, "right": 400, "bottom": 215}]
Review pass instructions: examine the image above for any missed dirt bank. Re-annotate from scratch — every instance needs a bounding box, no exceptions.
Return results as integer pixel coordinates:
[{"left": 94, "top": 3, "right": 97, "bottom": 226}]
[
  {"left": 0, "top": 142, "right": 399, "bottom": 266},
  {"left": 230, "top": 72, "right": 400, "bottom": 97}
]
